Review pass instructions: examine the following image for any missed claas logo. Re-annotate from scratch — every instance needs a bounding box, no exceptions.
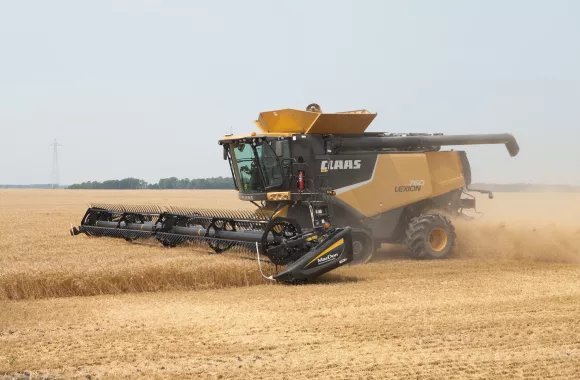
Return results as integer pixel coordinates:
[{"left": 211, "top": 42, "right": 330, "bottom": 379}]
[{"left": 321, "top": 159, "right": 361, "bottom": 172}]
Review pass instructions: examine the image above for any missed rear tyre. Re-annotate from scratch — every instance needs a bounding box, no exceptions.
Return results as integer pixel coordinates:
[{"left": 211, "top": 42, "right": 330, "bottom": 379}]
[
  {"left": 350, "top": 233, "right": 374, "bottom": 264},
  {"left": 405, "top": 214, "right": 456, "bottom": 259}
]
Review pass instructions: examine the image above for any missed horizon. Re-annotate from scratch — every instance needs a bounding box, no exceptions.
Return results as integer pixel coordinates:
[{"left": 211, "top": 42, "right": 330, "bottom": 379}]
[{"left": 2, "top": 179, "right": 580, "bottom": 189}]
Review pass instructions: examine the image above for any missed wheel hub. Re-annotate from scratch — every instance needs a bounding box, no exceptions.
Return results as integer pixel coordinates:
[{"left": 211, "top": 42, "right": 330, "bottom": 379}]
[
  {"left": 352, "top": 240, "right": 364, "bottom": 256},
  {"left": 428, "top": 228, "right": 448, "bottom": 252}
]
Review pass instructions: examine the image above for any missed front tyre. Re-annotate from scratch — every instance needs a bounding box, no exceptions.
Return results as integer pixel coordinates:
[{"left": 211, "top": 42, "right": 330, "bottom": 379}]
[
  {"left": 405, "top": 214, "right": 456, "bottom": 259},
  {"left": 350, "top": 232, "right": 374, "bottom": 264}
]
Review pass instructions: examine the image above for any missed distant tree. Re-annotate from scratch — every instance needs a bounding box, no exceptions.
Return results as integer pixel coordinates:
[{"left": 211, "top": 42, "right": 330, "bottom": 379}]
[{"left": 68, "top": 176, "right": 235, "bottom": 190}]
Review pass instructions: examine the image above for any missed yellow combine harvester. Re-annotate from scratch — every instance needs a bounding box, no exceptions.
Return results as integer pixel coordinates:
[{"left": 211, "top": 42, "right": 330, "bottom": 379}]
[{"left": 71, "top": 103, "right": 519, "bottom": 283}]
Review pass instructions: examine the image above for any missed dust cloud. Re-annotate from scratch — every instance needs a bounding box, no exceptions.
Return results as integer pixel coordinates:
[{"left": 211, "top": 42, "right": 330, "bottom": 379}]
[
  {"left": 454, "top": 220, "right": 580, "bottom": 264},
  {"left": 451, "top": 192, "right": 580, "bottom": 264}
]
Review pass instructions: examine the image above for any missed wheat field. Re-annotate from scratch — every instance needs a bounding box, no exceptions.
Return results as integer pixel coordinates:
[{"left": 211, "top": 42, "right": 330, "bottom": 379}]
[{"left": 1, "top": 189, "right": 579, "bottom": 379}]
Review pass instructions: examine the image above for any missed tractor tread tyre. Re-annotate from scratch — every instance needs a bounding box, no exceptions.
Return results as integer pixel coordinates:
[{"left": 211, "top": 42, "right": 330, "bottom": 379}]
[{"left": 405, "top": 214, "right": 456, "bottom": 260}]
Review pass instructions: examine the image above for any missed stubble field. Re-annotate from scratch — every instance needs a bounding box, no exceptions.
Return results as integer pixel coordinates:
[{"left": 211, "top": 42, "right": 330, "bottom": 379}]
[{"left": 1, "top": 189, "right": 579, "bottom": 379}]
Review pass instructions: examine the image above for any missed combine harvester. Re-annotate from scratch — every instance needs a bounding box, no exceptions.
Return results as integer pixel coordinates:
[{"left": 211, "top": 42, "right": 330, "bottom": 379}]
[{"left": 71, "top": 104, "right": 519, "bottom": 283}]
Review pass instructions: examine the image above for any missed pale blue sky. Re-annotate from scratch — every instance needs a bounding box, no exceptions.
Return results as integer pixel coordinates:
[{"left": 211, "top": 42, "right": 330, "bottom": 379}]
[{"left": 0, "top": 0, "right": 578, "bottom": 185}]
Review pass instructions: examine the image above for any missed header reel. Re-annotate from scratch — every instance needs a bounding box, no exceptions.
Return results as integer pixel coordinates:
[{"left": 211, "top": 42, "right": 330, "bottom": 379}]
[{"left": 71, "top": 204, "right": 353, "bottom": 283}]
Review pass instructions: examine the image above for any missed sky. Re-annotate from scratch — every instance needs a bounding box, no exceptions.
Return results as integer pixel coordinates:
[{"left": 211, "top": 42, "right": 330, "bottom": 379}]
[{"left": 0, "top": 0, "right": 578, "bottom": 185}]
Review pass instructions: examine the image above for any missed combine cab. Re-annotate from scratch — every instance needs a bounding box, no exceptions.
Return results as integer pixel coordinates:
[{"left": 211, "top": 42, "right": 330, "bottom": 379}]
[{"left": 71, "top": 103, "right": 519, "bottom": 282}]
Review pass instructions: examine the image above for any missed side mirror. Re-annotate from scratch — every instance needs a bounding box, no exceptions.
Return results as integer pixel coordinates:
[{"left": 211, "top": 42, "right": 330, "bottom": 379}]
[
  {"left": 222, "top": 145, "right": 228, "bottom": 160},
  {"left": 274, "top": 140, "right": 284, "bottom": 157}
]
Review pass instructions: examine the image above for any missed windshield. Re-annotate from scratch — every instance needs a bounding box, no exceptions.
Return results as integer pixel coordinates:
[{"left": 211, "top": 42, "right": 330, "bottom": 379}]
[{"left": 229, "top": 140, "right": 286, "bottom": 193}]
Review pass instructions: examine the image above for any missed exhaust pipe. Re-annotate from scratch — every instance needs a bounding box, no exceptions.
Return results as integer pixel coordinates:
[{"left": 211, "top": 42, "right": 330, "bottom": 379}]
[{"left": 333, "top": 133, "right": 520, "bottom": 157}]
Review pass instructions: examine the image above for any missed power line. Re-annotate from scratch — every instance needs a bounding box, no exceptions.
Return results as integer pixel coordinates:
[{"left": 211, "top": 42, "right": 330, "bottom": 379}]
[{"left": 50, "top": 138, "right": 62, "bottom": 189}]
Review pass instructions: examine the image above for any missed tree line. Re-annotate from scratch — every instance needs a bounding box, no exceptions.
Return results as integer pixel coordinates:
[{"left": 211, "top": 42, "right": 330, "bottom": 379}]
[{"left": 68, "top": 176, "right": 235, "bottom": 190}]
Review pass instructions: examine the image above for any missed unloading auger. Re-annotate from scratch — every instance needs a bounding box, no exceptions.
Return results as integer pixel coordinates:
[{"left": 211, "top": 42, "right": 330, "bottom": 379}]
[
  {"left": 71, "top": 103, "right": 519, "bottom": 283},
  {"left": 70, "top": 203, "right": 353, "bottom": 283}
]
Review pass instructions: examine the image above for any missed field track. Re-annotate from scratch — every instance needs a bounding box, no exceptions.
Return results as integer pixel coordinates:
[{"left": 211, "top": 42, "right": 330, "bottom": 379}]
[{"left": 1, "top": 190, "right": 579, "bottom": 379}]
